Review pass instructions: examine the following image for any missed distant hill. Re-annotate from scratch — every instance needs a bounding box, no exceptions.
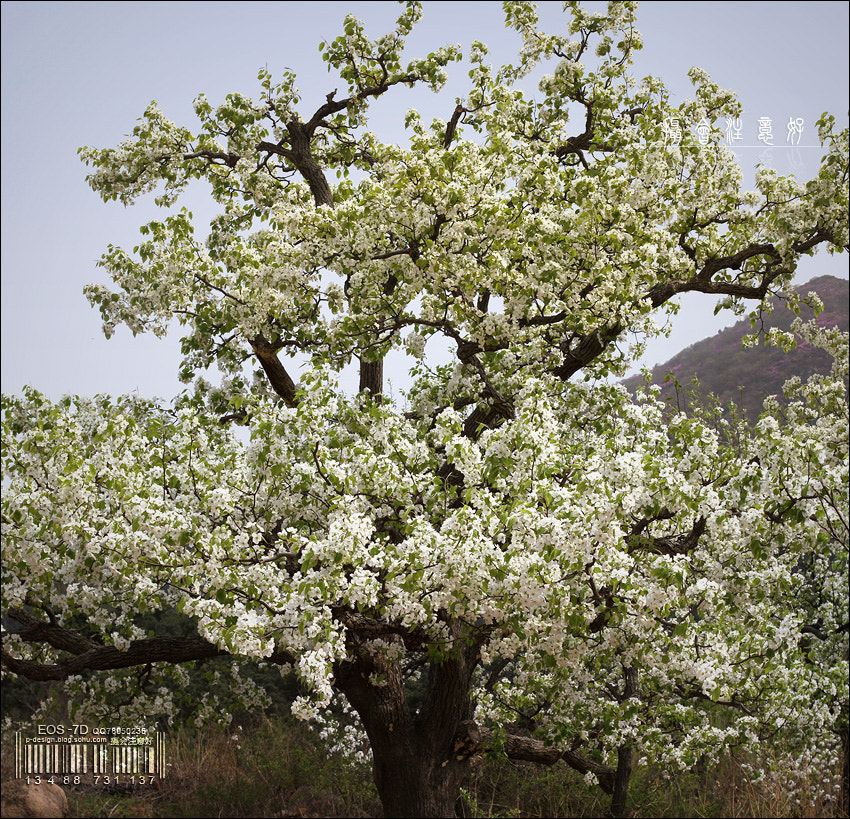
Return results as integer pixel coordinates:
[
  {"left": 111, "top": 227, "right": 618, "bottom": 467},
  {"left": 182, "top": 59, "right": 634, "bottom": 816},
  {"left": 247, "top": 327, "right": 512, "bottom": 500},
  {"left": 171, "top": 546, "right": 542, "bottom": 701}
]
[{"left": 621, "top": 275, "right": 849, "bottom": 422}]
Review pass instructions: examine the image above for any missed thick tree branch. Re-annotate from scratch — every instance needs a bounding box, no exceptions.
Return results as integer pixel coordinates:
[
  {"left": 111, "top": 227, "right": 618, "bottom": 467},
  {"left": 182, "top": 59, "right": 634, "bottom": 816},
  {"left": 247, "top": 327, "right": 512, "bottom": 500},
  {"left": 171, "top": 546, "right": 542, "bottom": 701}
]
[
  {"left": 331, "top": 607, "right": 436, "bottom": 653},
  {"left": 305, "top": 74, "right": 421, "bottom": 134},
  {"left": 183, "top": 149, "right": 240, "bottom": 167},
  {"left": 359, "top": 357, "right": 384, "bottom": 400},
  {"left": 553, "top": 324, "right": 623, "bottom": 381},
  {"left": 444, "top": 104, "right": 465, "bottom": 149},
  {"left": 2, "top": 607, "right": 295, "bottom": 681},
  {"left": 553, "top": 100, "right": 615, "bottom": 166},
  {"left": 285, "top": 119, "right": 335, "bottom": 207},
  {"left": 627, "top": 515, "right": 706, "bottom": 557},
  {"left": 250, "top": 334, "right": 298, "bottom": 407},
  {"left": 554, "top": 228, "right": 839, "bottom": 382},
  {"left": 478, "top": 727, "right": 616, "bottom": 794}
]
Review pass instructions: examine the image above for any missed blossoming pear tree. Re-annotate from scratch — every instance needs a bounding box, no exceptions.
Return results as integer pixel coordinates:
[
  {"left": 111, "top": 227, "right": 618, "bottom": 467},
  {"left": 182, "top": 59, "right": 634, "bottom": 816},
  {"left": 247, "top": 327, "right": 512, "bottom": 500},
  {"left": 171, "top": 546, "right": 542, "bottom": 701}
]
[{"left": 2, "top": 2, "right": 848, "bottom": 816}]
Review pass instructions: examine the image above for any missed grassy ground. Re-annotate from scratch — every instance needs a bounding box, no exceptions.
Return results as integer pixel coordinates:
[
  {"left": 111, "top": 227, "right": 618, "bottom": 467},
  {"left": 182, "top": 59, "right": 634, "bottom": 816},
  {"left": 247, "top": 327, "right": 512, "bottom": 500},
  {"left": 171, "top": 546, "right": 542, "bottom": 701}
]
[{"left": 1, "top": 716, "right": 842, "bottom": 818}]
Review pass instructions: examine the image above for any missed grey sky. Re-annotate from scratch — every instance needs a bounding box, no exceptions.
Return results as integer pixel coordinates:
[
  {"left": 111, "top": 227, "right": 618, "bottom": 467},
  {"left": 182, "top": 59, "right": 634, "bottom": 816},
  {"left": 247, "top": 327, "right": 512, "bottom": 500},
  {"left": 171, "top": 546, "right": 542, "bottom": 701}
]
[{"left": 2, "top": 1, "right": 848, "bottom": 402}]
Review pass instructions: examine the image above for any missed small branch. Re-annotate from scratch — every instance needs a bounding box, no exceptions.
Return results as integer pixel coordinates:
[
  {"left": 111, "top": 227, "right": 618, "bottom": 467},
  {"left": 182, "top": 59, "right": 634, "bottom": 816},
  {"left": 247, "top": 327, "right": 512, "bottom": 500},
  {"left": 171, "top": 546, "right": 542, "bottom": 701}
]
[{"left": 183, "top": 149, "right": 239, "bottom": 168}]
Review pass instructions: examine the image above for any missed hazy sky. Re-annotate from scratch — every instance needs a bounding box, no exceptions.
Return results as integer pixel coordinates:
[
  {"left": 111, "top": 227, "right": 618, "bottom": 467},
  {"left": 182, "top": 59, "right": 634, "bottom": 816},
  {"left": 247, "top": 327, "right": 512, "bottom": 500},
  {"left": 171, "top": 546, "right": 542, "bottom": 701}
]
[{"left": 2, "top": 1, "right": 848, "bottom": 401}]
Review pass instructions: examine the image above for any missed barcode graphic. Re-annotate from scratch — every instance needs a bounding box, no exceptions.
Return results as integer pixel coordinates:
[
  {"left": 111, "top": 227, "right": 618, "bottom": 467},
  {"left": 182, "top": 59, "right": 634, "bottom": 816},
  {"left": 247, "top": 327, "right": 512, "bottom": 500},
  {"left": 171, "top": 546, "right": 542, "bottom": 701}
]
[{"left": 15, "top": 733, "right": 166, "bottom": 778}]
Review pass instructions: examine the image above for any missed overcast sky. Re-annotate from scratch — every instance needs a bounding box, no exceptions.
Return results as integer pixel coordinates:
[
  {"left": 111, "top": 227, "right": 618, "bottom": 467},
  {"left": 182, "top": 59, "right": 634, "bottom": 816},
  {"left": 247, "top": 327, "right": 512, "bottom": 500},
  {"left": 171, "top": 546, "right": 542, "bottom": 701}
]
[{"left": 2, "top": 1, "right": 848, "bottom": 402}]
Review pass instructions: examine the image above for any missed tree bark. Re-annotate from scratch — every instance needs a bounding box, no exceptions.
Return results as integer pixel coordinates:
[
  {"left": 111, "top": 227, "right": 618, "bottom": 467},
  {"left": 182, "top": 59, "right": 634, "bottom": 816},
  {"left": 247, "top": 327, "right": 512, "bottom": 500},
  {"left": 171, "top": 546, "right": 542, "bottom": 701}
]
[
  {"left": 334, "top": 624, "right": 482, "bottom": 817},
  {"left": 839, "top": 725, "right": 849, "bottom": 819},
  {"left": 1, "top": 607, "right": 295, "bottom": 680},
  {"left": 285, "top": 117, "right": 384, "bottom": 402},
  {"left": 359, "top": 358, "right": 383, "bottom": 401},
  {"left": 251, "top": 334, "right": 298, "bottom": 407},
  {"left": 332, "top": 616, "right": 623, "bottom": 817},
  {"left": 610, "top": 744, "right": 633, "bottom": 818},
  {"left": 608, "top": 664, "right": 640, "bottom": 817}
]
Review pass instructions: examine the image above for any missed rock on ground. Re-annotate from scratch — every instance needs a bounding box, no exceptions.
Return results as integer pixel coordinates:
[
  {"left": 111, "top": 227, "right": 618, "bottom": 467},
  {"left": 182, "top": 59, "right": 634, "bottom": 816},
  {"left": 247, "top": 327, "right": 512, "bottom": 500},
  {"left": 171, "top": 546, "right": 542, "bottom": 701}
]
[{"left": 0, "top": 781, "right": 68, "bottom": 819}]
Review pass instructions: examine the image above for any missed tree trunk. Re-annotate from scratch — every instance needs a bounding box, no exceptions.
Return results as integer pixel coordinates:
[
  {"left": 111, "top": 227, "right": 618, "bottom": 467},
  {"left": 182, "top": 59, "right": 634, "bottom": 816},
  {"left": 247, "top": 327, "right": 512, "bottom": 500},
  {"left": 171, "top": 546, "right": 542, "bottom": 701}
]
[
  {"left": 359, "top": 358, "right": 383, "bottom": 401},
  {"left": 609, "top": 664, "right": 639, "bottom": 818},
  {"left": 609, "top": 744, "right": 633, "bottom": 818},
  {"left": 334, "top": 625, "right": 482, "bottom": 817},
  {"left": 370, "top": 741, "right": 470, "bottom": 818},
  {"left": 839, "top": 726, "right": 849, "bottom": 819}
]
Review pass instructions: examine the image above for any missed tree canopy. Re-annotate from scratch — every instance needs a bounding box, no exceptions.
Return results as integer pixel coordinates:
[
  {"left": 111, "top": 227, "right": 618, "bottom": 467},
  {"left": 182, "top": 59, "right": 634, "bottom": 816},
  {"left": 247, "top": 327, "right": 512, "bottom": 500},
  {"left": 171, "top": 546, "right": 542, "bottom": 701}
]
[{"left": 3, "top": 3, "right": 848, "bottom": 816}]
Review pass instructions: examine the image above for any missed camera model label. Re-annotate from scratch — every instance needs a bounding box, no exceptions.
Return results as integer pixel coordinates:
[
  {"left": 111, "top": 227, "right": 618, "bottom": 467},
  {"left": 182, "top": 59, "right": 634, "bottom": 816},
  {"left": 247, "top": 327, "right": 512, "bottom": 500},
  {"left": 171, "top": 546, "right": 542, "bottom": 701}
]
[{"left": 15, "top": 725, "right": 166, "bottom": 780}]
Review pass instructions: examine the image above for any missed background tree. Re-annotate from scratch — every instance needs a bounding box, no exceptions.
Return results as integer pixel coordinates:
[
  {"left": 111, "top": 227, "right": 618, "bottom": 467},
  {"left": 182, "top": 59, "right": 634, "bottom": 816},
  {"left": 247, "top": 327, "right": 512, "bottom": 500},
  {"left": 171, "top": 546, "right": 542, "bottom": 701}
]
[{"left": 3, "top": 3, "right": 848, "bottom": 816}]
